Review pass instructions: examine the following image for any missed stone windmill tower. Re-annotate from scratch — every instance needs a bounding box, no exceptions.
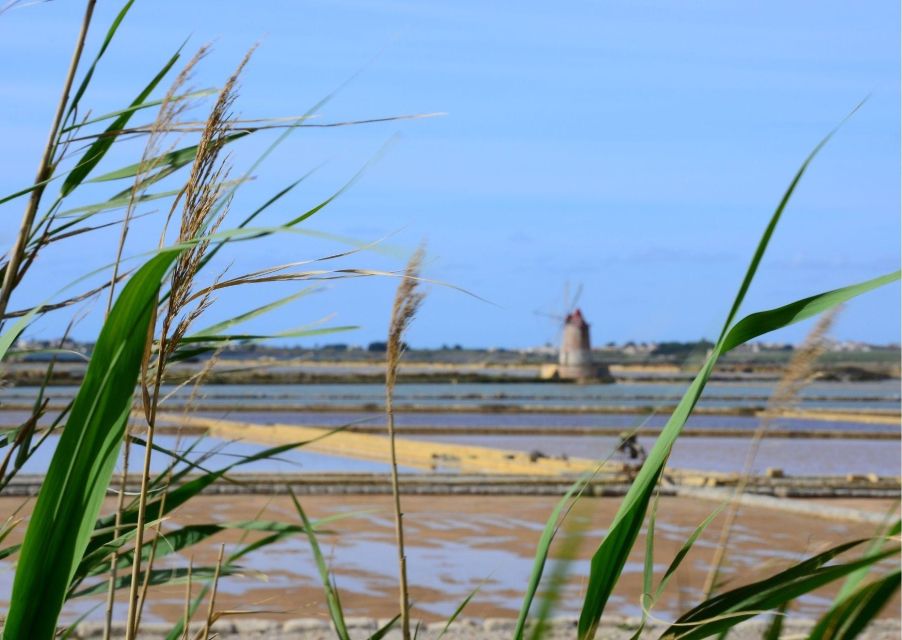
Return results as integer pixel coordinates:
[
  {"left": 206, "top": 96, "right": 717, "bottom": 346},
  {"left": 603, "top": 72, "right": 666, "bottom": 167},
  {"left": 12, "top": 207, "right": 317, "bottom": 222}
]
[
  {"left": 537, "top": 285, "right": 612, "bottom": 382},
  {"left": 559, "top": 308, "right": 595, "bottom": 379}
]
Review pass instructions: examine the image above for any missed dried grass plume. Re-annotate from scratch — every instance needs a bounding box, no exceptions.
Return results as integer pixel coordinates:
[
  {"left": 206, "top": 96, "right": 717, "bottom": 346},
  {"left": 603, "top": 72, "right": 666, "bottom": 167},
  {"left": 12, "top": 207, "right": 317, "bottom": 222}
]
[{"left": 385, "top": 243, "right": 426, "bottom": 640}]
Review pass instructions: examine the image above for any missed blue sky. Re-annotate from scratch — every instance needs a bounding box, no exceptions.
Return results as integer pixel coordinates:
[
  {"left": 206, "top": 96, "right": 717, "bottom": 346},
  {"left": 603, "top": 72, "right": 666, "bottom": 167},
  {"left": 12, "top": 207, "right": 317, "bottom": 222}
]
[{"left": 0, "top": 1, "right": 899, "bottom": 348}]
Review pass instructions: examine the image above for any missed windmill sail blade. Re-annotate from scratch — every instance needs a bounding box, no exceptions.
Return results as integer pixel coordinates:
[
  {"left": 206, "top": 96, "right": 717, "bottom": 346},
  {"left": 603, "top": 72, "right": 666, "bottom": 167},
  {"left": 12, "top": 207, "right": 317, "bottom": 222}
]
[{"left": 570, "top": 283, "right": 584, "bottom": 312}]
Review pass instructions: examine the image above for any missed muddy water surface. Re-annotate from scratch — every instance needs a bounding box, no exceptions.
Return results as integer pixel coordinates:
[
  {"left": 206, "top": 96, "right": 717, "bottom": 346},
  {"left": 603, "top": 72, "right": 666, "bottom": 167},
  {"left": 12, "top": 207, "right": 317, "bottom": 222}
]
[{"left": 0, "top": 495, "right": 895, "bottom": 626}]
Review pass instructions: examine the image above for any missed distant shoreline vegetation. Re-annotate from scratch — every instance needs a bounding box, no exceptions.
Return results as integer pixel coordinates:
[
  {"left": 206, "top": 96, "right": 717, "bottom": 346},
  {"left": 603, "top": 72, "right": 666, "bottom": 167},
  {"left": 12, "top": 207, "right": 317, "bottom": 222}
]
[
  {"left": 11, "top": 337, "right": 901, "bottom": 361},
  {"left": 6, "top": 339, "right": 899, "bottom": 384}
]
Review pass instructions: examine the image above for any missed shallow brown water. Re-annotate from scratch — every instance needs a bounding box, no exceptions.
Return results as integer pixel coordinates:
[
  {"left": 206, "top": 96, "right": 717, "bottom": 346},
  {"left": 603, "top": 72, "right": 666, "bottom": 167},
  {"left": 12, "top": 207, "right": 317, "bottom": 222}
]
[{"left": 0, "top": 494, "right": 896, "bottom": 626}]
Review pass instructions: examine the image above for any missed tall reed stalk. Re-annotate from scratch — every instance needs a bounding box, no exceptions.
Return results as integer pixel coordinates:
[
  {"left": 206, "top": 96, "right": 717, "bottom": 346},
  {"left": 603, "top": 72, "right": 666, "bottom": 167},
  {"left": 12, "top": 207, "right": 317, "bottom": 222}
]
[
  {"left": 701, "top": 306, "right": 842, "bottom": 598},
  {"left": 124, "top": 49, "right": 251, "bottom": 640},
  {"left": 0, "top": 0, "right": 96, "bottom": 320},
  {"left": 385, "top": 245, "right": 426, "bottom": 640},
  {"left": 103, "top": 53, "right": 206, "bottom": 639}
]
